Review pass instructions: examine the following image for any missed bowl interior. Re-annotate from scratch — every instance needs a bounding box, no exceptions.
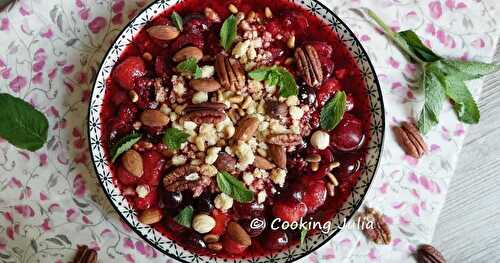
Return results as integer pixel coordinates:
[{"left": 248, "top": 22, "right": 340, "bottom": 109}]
[{"left": 88, "top": 0, "right": 385, "bottom": 262}]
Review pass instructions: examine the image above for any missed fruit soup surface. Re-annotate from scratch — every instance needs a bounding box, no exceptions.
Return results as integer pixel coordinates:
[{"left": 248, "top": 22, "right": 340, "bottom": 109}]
[{"left": 100, "top": 0, "right": 371, "bottom": 258}]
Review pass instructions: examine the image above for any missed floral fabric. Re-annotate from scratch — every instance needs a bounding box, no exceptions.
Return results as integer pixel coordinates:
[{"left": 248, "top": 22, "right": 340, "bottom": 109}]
[{"left": 0, "top": 0, "right": 498, "bottom": 262}]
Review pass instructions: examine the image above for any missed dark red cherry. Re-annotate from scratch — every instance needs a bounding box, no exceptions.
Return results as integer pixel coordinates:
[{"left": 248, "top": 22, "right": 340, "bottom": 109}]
[
  {"left": 301, "top": 180, "right": 327, "bottom": 212},
  {"left": 163, "top": 192, "right": 183, "bottom": 209},
  {"left": 239, "top": 217, "right": 266, "bottom": 237},
  {"left": 330, "top": 113, "right": 365, "bottom": 152},
  {"left": 233, "top": 201, "right": 265, "bottom": 220},
  {"left": 264, "top": 230, "right": 289, "bottom": 250},
  {"left": 139, "top": 150, "right": 165, "bottom": 186},
  {"left": 194, "top": 192, "right": 214, "bottom": 214},
  {"left": 272, "top": 199, "right": 307, "bottom": 223},
  {"left": 184, "top": 231, "right": 206, "bottom": 249},
  {"left": 316, "top": 78, "right": 341, "bottom": 107}
]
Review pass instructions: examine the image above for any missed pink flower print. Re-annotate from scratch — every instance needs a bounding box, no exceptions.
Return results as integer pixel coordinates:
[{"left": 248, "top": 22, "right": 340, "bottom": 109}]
[
  {"left": 40, "top": 192, "right": 48, "bottom": 201},
  {"left": 19, "top": 5, "right": 31, "bottom": 16},
  {"left": 429, "top": 1, "right": 443, "bottom": 19},
  {"left": 1, "top": 67, "right": 11, "bottom": 79},
  {"left": 66, "top": 208, "right": 78, "bottom": 222},
  {"left": 6, "top": 226, "right": 16, "bottom": 240},
  {"left": 14, "top": 205, "right": 35, "bottom": 217},
  {"left": 0, "top": 18, "right": 9, "bottom": 31},
  {"left": 411, "top": 203, "right": 420, "bottom": 216},
  {"left": 430, "top": 144, "right": 441, "bottom": 153},
  {"left": 9, "top": 76, "right": 27, "bottom": 92},
  {"left": 73, "top": 174, "right": 86, "bottom": 197},
  {"left": 100, "top": 229, "right": 114, "bottom": 239},
  {"left": 399, "top": 215, "right": 411, "bottom": 226},
  {"left": 383, "top": 215, "right": 394, "bottom": 224},
  {"left": 340, "top": 238, "right": 352, "bottom": 247},
  {"left": 360, "top": 34, "right": 370, "bottom": 42},
  {"left": 48, "top": 68, "right": 57, "bottom": 80},
  {"left": 79, "top": 8, "right": 90, "bottom": 20},
  {"left": 456, "top": 2, "right": 467, "bottom": 9},
  {"left": 393, "top": 238, "right": 402, "bottom": 247},
  {"left": 391, "top": 82, "right": 402, "bottom": 90},
  {"left": 124, "top": 254, "right": 135, "bottom": 263},
  {"left": 33, "top": 60, "right": 45, "bottom": 72},
  {"left": 112, "top": 0, "right": 125, "bottom": 13},
  {"left": 40, "top": 218, "right": 51, "bottom": 231},
  {"left": 403, "top": 155, "right": 418, "bottom": 166},
  {"left": 32, "top": 72, "right": 43, "bottom": 84},
  {"left": 379, "top": 182, "right": 389, "bottom": 194},
  {"left": 40, "top": 28, "right": 54, "bottom": 39},
  {"left": 472, "top": 38, "right": 485, "bottom": 49},
  {"left": 88, "top": 17, "right": 106, "bottom": 34},
  {"left": 445, "top": 0, "right": 455, "bottom": 9},
  {"left": 388, "top": 57, "right": 400, "bottom": 69},
  {"left": 82, "top": 215, "right": 92, "bottom": 224},
  {"left": 426, "top": 23, "right": 436, "bottom": 36},
  {"left": 392, "top": 202, "right": 405, "bottom": 209},
  {"left": 123, "top": 237, "right": 135, "bottom": 249},
  {"left": 62, "top": 64, "right": 75, "bottom": 75},
  {"left": 408, "top": 172, "right": 419, "bottom": 184},
  {"left": 75, "top": 0, "right": 84, "bottom": 8},
  {"left": 8, "top": 177, "right": 22, "bottom": 188},
  {"left": 112, "top": 13, "right": 123, "bottom": 25},
  {"left": 368, "top": 248, "right": 379, "bottom": 260},
  {"left": 454, "top": 123, "right": 465, "bottom": 136},
  {"left": 0, "top": 237, "right": 6, "bottom": 251},
  {"left": 3, "top": 212, "right": 13, "bottom": 224},
  {"left": 48, "top": 203, "right": 61, "bottom": 213},
  {"left": 39, "top": 153, "right": 48, "bottom": 166}
]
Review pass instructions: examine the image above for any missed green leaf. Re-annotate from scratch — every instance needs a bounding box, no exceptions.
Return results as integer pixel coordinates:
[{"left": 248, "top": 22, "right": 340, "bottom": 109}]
[
  {"left": 163, "top": 128, "right": 189, "bottom": 150},
  {"left": 248, "top": 68, "right": 270, "bottom": 81},
  {"left": 248, "top": 66, "right": 297, "bottom": 98},
  {"left": 171, "top": 11, "right": 183, "bottom": 32},
  {"left": 174, "top": 206, "right": 194, "bottom": 228},
  {"left": 276, "top": 68, "right": 298, "bottom": 98},
  {"left": 417, "top": 66, "right": 446, "bottom": 134},
  {"left": 110, "top": 133, "right": 142, "bottom": 162},
  {"left": 220, "top": 15, "right": 238, "bottom": 51},
  {"left": 0, "top": 93, "right": 49, "bottom": 151},
  {"left": 320, "top": 91, "right": 347, "bottom": 131},
  {"left": 441, "top": 60, "right": 500, "bottom": 80},
  {"left": 444, "top": 76, "right": 480, "bottom": 124},
  {"left": 216, "top": 171, "right": 254, "bottom": 203},
  {"left": 300, "top": 227, "right": 308, "bottom": 246},
  {"left": 176, "top": 58, "right": 202, "bottom": 79},
  {"left": 397, "top": 30, "right": 441, "bottom": 62}
]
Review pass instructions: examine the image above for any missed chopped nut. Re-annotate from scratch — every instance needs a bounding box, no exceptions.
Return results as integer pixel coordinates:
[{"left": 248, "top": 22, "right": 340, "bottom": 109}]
[
  {"left": 257, "top": 190, "right": 267, "bottom": 204},
  {"left": 326, "top": 182, "right": 335, "bottom": 197},
  {"left": 139, "top": 208, "right": 163, "bottom": 225},
  {"left": 306, "top": 154, "right": 321, "bottom": 163},
  {"left": 192, "top": 91, "right": 209, "bottom": 104},
  {"left": 207, "top": 242, "right": 223, "bottom": 251},
  {"left": 264, "top": 7, "right": 273, "bottom": 18},
  {"left": 142, "top": 52, "right": 153, "bottom": 61},
  {"left": 214, "top": 193, "right": 234, "bottom": 211},
  {"left": 136, "top": 184, "right": 150, "bottom": 198},
  {"left": 172, "top": 155, "right": 187, "bottom": 166},
  {"left": 329, "top": 162, "right": 340, "bottom": 170},
  {"left": 203, "top": 234, "right": 220, "bottom": 243},
  {"left": 205, "top": 147, "right": 221, "bottom": 165},
  {"left": 287, "top": 35, "right": 296, "bottom": 49},
  {"left": 393, "top": 122, "right": 428, "bottom": 159},
  {"left": 311, "top": 130, "right": 330, "bottom": 150},
  {"left": 228, "top": 4, "right": 238, "bottom": 14},
  {"left": 417, "top": 244, "right": 447, "bottom": 263},
  {"left": 192, "top": 214, "right": 216, "bottom": 234},
  {"left": 310, "top": 161, "right": 319, "bottom": 172},
  {"left": 326, "top": 172, "right": 339, "bottom": 186},
  {"left": 129, "top": 90, "right": 139, "bottom": 103},
  {"left": 270, "top": 168, "right": 286, "bottom": 187},
  {"left": 200, "top": 164, "right": 218, "bottom": 177},
  {"left": 204, "top": 7, "right": 221, "bottom": 22}
]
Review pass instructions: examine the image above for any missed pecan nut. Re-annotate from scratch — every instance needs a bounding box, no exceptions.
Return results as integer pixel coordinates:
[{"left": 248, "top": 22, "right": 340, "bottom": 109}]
[
  {"left": 393, "top": 122, "right": 428, "bottom": 159},
  {"left": 358, "top": 207, "right": 391, "bottom": 245},
  {"left": 163, "top": 165, "right": 211, "bottom": 197},
  {"left": 295, "top": 45, "right": 323, "bottom": 87},
  {"left": 214, "top": 152, "right": 237, "bottom": 173},
  {"left": 416, "top": 244, "right": 446, "bottom": 263},
  {"left": 233, "top": 116, "right": 259, "bottom": 142},
  {"left": 73, "top": 245, "right": 97, "bottom": 263},
  {"left": 268, "top": 144, "right": 286, "bottom": 169},
  {"left": 266, "top": 134, "right": 302, "bottom": 147},
  {"left": 184, "top": 102, "right": 226, "bottom": 124},
  {"left": 215, "top": 54, "right": 246, "bottom": 91}
]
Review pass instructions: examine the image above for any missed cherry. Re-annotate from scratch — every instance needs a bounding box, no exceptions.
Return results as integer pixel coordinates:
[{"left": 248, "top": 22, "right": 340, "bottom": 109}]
[
  {"left": 139, "top": 151, "right": 165, "bottom": 186},
  {"left": 117, "top": 165, "right": 138, "bottom": 186},
  {"left": 135, "top": 188, "right": 158, "bottom": 210},
  {"left": 163, "top": 192, "right": 183, "bottom": 209},
  {"left": 233, "top": 201, "right": 265, "bottom": 220},
  {"left": 113, "top": 56, "right": 146, "bottom": 90},
  {"left": 301, "top": 180, "right": 327, "bottom": 212},
  {"left": 184, "top": 231, "right": 206, "bottom": 249},
  {"left": 239, "top": 217, "right": 266, "bottom": 237},
  {"left": 280, "top": 11, "right": 309, "bottom": 37},
  {"left": 210, "top": 209, "right": 230, "bottom": 236},
  {"left": 298, "top": 85, "right": 316, "bottom": 106},
  {"left": 272, "top": 199, "right": 307, "bottom": 223},
  {"left": 316, "top": 78, "right": 341, "bottom": 107},
  {"left": 330, "top": 113, "right": 365, "bottom": 152},
  {"left": 346, "top": 93, "right": 355, "bottom": 111},
  {"left": 194, "top": 192, "right": 214, "bottom": 214},
  {"left": 222, "top": 235, "right": 247, "bottom": 254},
  {"left": 264, "top": 230, "right": 289, "bottom": 251},
  {"left": 287, "top": 183, "right": 305, "bottom": 202}
]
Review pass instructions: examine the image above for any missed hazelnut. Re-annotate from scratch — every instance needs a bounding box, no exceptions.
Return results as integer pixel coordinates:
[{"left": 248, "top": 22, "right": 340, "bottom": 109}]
[
  {"left": 311, "top": 130, "right": 330, "bottom": 150},
  {"left": 192, "top": 214, "right": 216, "bottom": 234}
]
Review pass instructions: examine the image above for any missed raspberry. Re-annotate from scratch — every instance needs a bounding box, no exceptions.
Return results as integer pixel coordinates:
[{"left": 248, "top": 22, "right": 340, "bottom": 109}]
[
  {"left": 301, "top": 180, "right": 327, "bottom": 212},
  {"left": 139, "top": 151, "right": 165, "bottom": 186},
  {"left": 113, "top": 56, "right": 146, "bottom": 90},
  {"left": 272, "top": 199, "right": 307, "bottom": 222}
]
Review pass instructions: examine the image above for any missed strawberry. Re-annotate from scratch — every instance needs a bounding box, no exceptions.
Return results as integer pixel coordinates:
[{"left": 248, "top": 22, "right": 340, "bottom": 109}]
[
  {"left": 222, "top": 235, "right": 248, "bottom": 254},
  {"left": 117, "top": 165, "right": 138, "bottom": 186},
  {"left": 139, "top": 151, "right": 165, "bottom": 186},
  {"left": 210, "top": 209, "right": 230, "bottom": 236},
  {"left": 301, "top": 180, "right": 327, "bottom": 212},
  {"left": 272, "top": 199, "right": 307, "bottom": 222},
  {"left": 113, "top": 56, "right": 146, "bottom": 90},
  {"left": 135, "top": 188, "right": 157, "bottom": 210}
]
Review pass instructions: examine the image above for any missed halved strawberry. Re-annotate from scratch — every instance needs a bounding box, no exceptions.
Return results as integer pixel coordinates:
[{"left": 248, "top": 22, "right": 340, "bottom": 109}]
[
  {"left": 113, "top": 56, "right": 146, "bottom": 90},
  {"left": 135, "top": 188, "right": 157, "bottom": 210},
  {"left": 210, "top": 209, "right": 230, "bottom": 236},
  {"left": 117, "top": 165, "right": 138, "bottom": 186},
  {"left": 301, "top": 180, "right": 327, "bottom": 212},
  {"left": 139, "top": 151, "right": 165, "bottom": 186}
]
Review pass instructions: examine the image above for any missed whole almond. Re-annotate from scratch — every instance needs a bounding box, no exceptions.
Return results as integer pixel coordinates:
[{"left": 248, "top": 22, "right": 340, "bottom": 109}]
[
  {"left": 138, "top": 208, "right": 163, "bottom": 225},
  {"left": 140, "top": 110, "right": 169, "bottom": 127},
  {"left": 122, "top": 149, "right": 143, "bottom": 177},
  {"left": 226, "top": 221, "right": 251, "bottom": 246},
  {"left": 253, "top": 156, "right": 275, "bottom": 170},
  {"left": 207, "top": 242, "right": 223, "bottom": 251},
  {"left": 190, "top": 79, "right": 222, "bottom": 92},
  {"left": 173, "top": 46, "right": 203, "bottom": 62},
  {"left": 233, "top": 117, "right": 259, "bottom": 142},
  {"left": 146, "top": 25, "right": 179, "bottom": 40},
  {"left": 269, "top": 144, "right": 286, "bottom": 169}
]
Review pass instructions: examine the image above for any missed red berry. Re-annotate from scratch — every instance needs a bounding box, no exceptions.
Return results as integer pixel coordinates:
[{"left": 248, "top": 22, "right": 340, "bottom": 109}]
[
  {"left": 117, "top": 165, "right": 138, "bottom": 186},
  {"left": 272, "top": 199, "right": 307, "bottom": 222},
  {"left": 117, "top": 102, "right": 138, "bottom": 124},
  {"left": 316, "top": 78, "right": 341, "bottom": 107},
  {"left": 330, "top": 113, "right": 365, "bottom": 152},
  {"left": 139, "top": 151, "right": 165, "bottom": 186},
  {"left": 135, "top": 188, "right": 158, "bottom": 210},
  {"left": 113, "top": 56, "right": 146, "bottom": 90},
  {"left": 264, "top": 230, "right": 289, "bottom": 250},
  {"left": 233, "top": 201, "right": 265, "bottom": 220},
  {"left": 222, "top": 235, "right": 248, "bottom": 254},
  {"left": 301, "top": 180, "right": 327, "bottom": 212},
  {"left": 210, "top": 209, "right": 230, "bottom": 236}
]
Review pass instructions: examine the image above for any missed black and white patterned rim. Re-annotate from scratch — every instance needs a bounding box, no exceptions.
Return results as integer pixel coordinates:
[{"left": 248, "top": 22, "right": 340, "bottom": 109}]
[{"left": 87, "top": 0, "right": 385, "bottom": 262}]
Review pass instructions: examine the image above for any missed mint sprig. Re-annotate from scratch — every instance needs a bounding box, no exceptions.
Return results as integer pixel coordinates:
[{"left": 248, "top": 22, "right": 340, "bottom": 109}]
[
  {"left": 171, "top": 11, "right": 183, "bottom": 32},
  {"left": 0, "top": 93, "right": 49, "bottom": 151},
  {"left": 216, "top": 171, "right": 254, "bottom": 203},
  {"left": 320, "top": 91, "right": 347, "bottom": 131},
  {"left": 174, "top": 205, "right": 194, "bottom": 228},
  {"left": 365, "top": 10, "right": 500, "bottom": 134},
  {"left": 110, "top": 133, "right": 142, "bottom": 162},
  {"left": 220, "top": 15, "right": 237, "bottom": 51},
  {"left": 163, "top": 127, "right": 189, "bottom": 150},
  {"left": 249, "top": 66, "right": 298, "bottom": 97},
  {"left": 176, "top": 58, "right": 202, "bottom": 79},
  {"left": 300, "top": 227, "right": 308, "bottom": 246}
]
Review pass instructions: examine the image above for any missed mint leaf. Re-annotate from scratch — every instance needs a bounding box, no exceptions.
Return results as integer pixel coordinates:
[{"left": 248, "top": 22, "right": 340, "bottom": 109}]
[
  {"left": 216, "top": 171, "right": 254, "bottom": 203},
  {"left": 220, "top": 15, "right": 237, "bottom": 51},
  {"left": 444, "top": 76, "right": 480, "bottom": 124},
  {"left": 248, "top": 66, "right": 297, "bottom": 98},
  {"left": 171, "top": 11, "right": 183, "bottom": 32},
  {"left": 320, "top": 91, "right": 347, "bottom": 131},
  {"left": 417, "top": 66, "right": 446, "bottom": 134},
  {"left": 111, "top": 133, "right": 142, "bottom": 162},
  {"left": 176, "top": 58, "right": 202, "bottom": 79},
  {"left": 0, "top": 93, "right": 49, "bottom": 151},
  {"left": 398, "top": 30, "right": 441, "bottom": 62},
  {"left": 441, "top": 60, "right": 500, "bottom": 80},
  {"left": 163, "top": 128, "right": 189, "bottom": 150},
  {"left": 300, "top": 227, "right": 308, "bottom": 246},
  {"left": 174, "top": 205, "right": 194, "bottom": 228}
]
